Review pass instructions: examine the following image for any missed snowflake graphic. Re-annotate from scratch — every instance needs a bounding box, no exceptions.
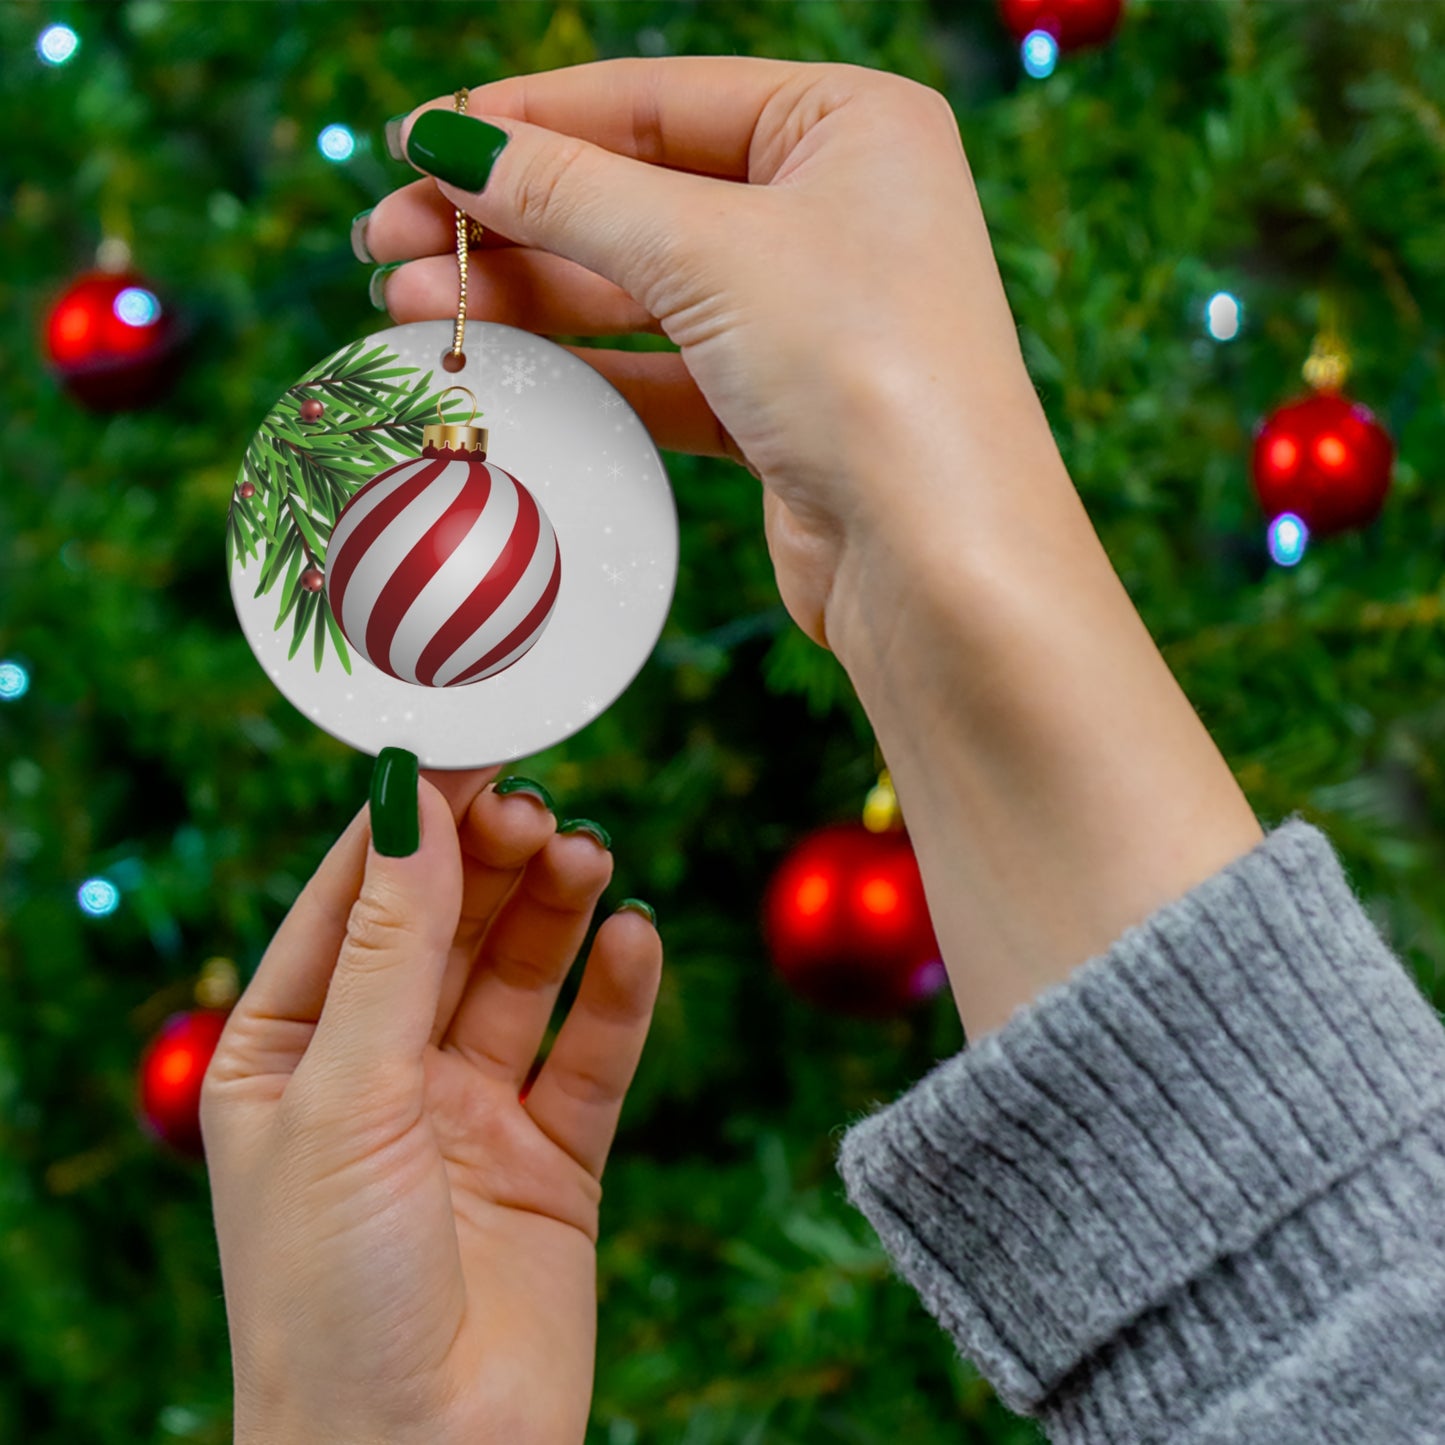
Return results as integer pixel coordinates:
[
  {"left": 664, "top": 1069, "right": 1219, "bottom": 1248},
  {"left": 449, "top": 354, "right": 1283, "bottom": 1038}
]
[
  {"left": 500, "top": 356, "right": 538, "bottom": 394},
  {"left": 580, "top": 693, "right": 603, "bottom": 717},
  {"left": 605, "top": 461, "right": 625, "bottom": 480},
  {"left": 467, "top": 329, "right": 504, "bottom": 369},
  {"left": 600, "top": 392, "right": 624, "bottom": 411},
  {"left": 602, "top": 563, "right": 626, "bottom": 585}
]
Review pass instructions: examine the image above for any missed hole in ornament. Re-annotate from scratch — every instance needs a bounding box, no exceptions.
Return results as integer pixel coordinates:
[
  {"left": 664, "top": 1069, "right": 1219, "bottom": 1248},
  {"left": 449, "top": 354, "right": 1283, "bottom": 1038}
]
[{"left": 442, "top": 350, "right": 466, "bottom": 373}]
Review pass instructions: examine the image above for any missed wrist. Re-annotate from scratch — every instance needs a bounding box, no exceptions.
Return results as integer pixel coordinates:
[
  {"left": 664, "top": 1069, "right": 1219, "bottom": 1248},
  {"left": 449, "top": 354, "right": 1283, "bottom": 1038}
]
[
  {"left": 823, "top": 350, "right": 1080, "bottom": 662},
  {"left": 826, "top": 408, "right": 1262, "bottom": 1039}
]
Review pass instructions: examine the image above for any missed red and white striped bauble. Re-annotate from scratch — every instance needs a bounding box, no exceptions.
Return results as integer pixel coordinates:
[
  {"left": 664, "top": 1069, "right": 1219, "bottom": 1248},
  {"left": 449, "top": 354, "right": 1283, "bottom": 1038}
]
[{"left": 325, "top": 445, "right": 562, "bottom": 687}]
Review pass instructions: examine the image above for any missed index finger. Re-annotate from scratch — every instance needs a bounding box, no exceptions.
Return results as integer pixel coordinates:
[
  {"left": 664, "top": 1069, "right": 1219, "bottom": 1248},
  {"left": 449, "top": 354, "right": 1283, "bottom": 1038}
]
[
  {"left": 420, "top": 765, "right": 505, "bottom": 828},
  {"left": 401, "top": 54, "right": 811, "bottom": 182}
]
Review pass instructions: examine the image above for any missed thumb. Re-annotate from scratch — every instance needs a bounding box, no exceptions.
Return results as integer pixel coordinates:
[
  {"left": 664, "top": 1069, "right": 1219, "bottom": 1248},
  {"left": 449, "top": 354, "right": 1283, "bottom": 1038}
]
[
  {"left": 303, "top": 752, "right": 463, "bottom": 1089},
  {"left": 398, "top": 105, "right": 744, "bottom": 315}
]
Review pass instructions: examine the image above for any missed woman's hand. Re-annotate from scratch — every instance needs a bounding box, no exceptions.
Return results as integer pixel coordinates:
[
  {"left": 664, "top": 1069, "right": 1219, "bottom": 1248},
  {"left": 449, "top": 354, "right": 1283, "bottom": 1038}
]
[
  {"left": 361, "top": 59, "right": 1262, "bottom": 1042},
  {"left": 361, "top": 56, "right": 1061, "bottom": 664},
  {"left": 201, "top": 767, "right": 662, "bottom": 1445}
]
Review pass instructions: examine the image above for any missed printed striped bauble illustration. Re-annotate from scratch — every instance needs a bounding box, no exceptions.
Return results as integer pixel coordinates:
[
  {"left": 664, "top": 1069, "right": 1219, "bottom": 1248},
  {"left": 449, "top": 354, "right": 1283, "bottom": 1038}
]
[{"left": 325, "top": 434, "right": 562, "bottom": 688}]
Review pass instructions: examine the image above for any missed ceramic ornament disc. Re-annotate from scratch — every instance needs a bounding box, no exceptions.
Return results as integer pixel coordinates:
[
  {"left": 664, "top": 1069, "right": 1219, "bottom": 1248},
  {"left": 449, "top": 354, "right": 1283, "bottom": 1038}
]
[{"left": 228, "top": 319, "right": 678, "bottom": 769}]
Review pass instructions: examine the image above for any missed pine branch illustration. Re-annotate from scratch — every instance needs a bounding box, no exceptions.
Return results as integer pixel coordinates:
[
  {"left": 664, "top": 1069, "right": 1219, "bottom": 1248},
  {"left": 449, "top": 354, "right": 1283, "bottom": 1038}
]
[{"left": 229, "top": 340, "right": 475, "bottom": 676}]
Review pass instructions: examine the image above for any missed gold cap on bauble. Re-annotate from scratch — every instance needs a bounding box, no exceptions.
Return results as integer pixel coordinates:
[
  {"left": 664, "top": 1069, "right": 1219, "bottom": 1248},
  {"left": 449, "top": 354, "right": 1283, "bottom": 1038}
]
[{"left": 423, "top": 385, "right": 488, "bottom": 454}]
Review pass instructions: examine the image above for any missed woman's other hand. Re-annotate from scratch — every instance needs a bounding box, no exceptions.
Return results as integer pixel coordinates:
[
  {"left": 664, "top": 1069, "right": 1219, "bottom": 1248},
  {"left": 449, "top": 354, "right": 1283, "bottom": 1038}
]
[{"left": 202, "top": 766, "right": 662, "bottom": 1445}]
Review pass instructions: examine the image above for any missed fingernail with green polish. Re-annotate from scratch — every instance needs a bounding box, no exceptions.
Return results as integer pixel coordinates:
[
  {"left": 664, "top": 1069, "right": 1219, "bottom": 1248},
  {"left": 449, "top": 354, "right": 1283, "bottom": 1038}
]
[
  {"left": 617, "top": 898, "right": 656, "bottom": 926},
  {"left": 405, "top": 109, "right": 510, "bottom": 193},
  {"left": 369, "top": 261, "right": 404, "bottom": 311},
  {"left": 350, "top": 208, "right": 375, "bottom": 264},
  {"left": 384, "top": 113, "right": 409, "bottom": 162},
  {"left": 371, "top": 747, "right": 420, "bottom": 857},
  {"left": 558, "top": 818, "right": 612, "bottom": 851},
  {"left": 493, "top": 775, "right": 556, "bottom": 813}
]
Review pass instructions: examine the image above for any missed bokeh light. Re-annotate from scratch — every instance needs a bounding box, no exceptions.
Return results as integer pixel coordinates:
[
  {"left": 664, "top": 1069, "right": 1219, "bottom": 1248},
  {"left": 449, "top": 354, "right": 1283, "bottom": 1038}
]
[
  {"left": 1205, "top": 291, "right": 1242, "bottom": 341},
  {"left": 0, "top": 661, "right": 29, "bottom": 700},
  {"left": 37, "top": 24, "right": 79, "bottom": 66},
  {"left": 114, "top": 287, "right": 162, "bottom": 327},
  {"left": 77, "top": 878, "right": 121, "bottom": 917},
  {"left": 909, "top": 958, "right": 948, "bottom": 1001},
  {"left": 1268, "top": 512, "right": 1309, "bottom": 567},
  {"left": 317, "top": 124, "right": 356, "bottom": 162},
  {"left": 1021, "top": 30, "right": 1059, "bottom": 79}
]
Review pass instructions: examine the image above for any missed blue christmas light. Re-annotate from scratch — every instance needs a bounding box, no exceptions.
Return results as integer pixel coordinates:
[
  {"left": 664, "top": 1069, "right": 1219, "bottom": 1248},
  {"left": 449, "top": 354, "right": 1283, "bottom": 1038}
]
[
  {"left": 37, "top": 24, "right": 79, "bottom": 66},
  {"left": 318, "top": 124, "right": 356, "bottom": 162},
  {"left": 0, "top": 661, "right": 29, "bottom": 700},
  {"left": 1267, "top": 512, "right": 1309, "bottom": 567},
  {"left": 1205, "top": 291, "right": 1242, "bottom": 342},
  {"left": 1021, "top": 30, "right": 1059, "bottom": 79},
  {"left": 78, "top": 878, "right": 121, "bottom": 917},
  {"left": 114, "top": 287, "right": 161, "bottom": 327}
]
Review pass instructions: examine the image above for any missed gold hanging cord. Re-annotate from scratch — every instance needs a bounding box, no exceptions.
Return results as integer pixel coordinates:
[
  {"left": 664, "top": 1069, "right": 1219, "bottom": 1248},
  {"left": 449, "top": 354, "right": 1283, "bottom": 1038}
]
[{"left": 444, "top": 88, "right": 487, "bottom": 372}]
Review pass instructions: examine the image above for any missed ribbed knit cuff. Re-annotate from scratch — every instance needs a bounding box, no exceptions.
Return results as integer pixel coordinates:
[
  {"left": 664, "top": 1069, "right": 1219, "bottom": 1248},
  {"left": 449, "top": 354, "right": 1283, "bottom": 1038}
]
[{"left": 835, "top": 816, "right": 1445, "bottom": 1435}]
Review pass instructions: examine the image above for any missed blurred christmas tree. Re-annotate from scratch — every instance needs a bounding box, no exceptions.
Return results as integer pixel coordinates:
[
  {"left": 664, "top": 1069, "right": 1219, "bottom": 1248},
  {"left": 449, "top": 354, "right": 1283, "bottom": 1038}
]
[{"left": 2, "top": 2, "right": 1444, "bottom": 1443}]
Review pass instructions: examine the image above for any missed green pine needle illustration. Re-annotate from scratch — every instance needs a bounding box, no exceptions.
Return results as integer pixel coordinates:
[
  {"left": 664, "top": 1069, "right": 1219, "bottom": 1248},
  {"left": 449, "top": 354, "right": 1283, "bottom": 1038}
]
[{"left": 228, "top": 339, "right": 473, "bottom": 675}]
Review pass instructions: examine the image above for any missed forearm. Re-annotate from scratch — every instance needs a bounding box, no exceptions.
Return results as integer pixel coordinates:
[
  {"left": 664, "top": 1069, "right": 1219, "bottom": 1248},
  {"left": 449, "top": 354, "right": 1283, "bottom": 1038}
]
[{"left": 826, "top": 378, "right": 1263, "bottom": 1040}]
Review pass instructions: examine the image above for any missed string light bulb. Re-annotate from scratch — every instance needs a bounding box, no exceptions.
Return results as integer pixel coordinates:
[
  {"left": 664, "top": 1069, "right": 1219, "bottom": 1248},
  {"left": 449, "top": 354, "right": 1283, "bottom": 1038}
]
[{"left": 37, "top": 24, "right": 79, "bottom": 66}]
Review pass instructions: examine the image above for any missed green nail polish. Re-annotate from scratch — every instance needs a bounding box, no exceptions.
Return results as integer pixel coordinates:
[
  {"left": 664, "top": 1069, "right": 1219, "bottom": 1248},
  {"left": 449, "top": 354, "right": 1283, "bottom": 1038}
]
[
  {"left": 369, "top": 261, "right": 404, "bottom": 311},
  {"left": 350, "top": 208, "right": 375, "bottom": 264},
  {"left": 617, "top": 898, "right": 656, "bottom": 926},
  {"left": 370, "top": 747, "right": 419, "bottom": 857},
  {"left": 384, "top": 113, "right": 408, "bottom": 162},
  {"left": 558, "top": 817, "right": 612, "bottom": 851},
  {"left": 493, "top": 775, "right": 556, "bottom": 813},
  {"left": 405, "top": 110, "right": 510, "bottom": 193}
]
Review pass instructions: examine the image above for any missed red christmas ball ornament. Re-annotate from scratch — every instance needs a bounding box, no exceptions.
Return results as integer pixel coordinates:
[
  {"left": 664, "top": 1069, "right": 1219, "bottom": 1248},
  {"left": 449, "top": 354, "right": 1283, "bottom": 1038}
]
[
  {"left": 763, "top": 821, "right": 945, "bottom": 1018},
  {"left": 300, "top": 566, "right": 325, "bottom": 593},
  {"left": 326, "top": 407, "right": 561, "bottom": 687},
  {"left": 137, "top": 1008, "right": 230, "bottom": 1158},
  {"left": 1251, "top": 392, "right": 1394, "bottom": 538},
  {"left": 44, "top": 269, "right": 182, "bottom": 411},
  {"left": 998, "top": 0, "right": 1124, "bottom": 49},
  {"left": 300, "top": 397, "right": 326, "bottom": 422}
]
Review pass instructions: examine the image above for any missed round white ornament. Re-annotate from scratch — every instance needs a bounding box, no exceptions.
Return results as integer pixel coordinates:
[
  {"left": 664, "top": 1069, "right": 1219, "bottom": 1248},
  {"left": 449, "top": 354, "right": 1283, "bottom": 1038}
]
[{"left": 228, "top": 319, "right": 678, "bottom": 769}]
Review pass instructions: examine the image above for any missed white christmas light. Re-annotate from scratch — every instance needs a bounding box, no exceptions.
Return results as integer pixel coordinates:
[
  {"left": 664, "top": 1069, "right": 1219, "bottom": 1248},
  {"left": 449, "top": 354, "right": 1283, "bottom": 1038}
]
[
  {"left": 78, "top": 878, "right": 121, "bottom": 917},
  {"left": 38, "top": 24, "right": 79, "bottom": 66},
  {"left": 1205, "top": 291, "right": 1242, "bottom": 342},
  {"left": 1267, "top": 512, "right": 1308, "bottom": 567},
  {"left": 114, "top": 287, "right": 161, "bottom": 327},
  {"left": 1022, "top": 30, "right": 1059, "bottom": 79},
  {"left": 318, "top": 124, "right": 356, "bottom": 162},
  {"left": 0, "top": 660, "right": 29, "bottom": 700}
]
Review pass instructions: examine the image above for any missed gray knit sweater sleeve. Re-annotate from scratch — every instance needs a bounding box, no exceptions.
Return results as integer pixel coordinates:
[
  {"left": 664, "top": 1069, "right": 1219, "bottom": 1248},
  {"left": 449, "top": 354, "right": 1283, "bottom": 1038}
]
[{"left": 835, "top": 817, "right": 1445, "bottom": 1443}]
